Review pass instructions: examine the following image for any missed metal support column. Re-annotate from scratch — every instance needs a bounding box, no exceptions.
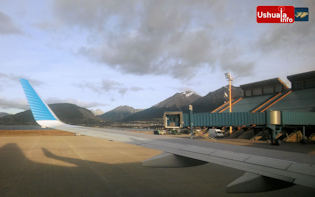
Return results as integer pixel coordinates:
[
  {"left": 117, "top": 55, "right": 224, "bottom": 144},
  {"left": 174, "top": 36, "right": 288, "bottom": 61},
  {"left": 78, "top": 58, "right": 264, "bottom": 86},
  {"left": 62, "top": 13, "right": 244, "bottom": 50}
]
[
  {"left": 268, "top": 124, "right": 282, "bottom": 145},
  {"left": 189, "top": 105, "right": 194, "bottom": 138}
]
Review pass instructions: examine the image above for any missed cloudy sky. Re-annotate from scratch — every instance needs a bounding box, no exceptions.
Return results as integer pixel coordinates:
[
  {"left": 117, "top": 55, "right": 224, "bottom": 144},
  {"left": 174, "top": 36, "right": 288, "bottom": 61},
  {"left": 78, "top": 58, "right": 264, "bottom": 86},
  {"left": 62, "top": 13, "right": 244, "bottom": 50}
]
[{"left": 0, "top": 0, "right": 314, "bottom": 114}]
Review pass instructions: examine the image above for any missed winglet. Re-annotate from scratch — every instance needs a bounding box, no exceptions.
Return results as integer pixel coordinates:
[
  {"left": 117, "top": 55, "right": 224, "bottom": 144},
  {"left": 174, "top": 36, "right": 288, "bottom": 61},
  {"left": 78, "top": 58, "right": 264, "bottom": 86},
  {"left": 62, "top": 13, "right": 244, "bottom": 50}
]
[{"left": 20, "top": 79, "right": 63, "bottom": 128}]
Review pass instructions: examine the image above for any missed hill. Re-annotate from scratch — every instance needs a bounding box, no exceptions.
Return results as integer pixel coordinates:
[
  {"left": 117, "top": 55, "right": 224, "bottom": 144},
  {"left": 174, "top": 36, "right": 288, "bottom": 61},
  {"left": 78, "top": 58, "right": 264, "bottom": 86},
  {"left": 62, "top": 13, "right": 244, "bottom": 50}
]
[{"left": 98, "top": 105, "right": 142, "bottom": 122}]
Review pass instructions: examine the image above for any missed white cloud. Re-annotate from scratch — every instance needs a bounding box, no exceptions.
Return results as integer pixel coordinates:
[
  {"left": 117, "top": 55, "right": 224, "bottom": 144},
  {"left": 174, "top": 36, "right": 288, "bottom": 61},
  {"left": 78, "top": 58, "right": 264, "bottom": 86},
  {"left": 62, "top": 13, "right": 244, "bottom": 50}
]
[
  {"left": 46, "top": 97, "right": 107, "bottom": 109},
  {"left": 78, "top": 79, "right": 143, "bottom": 95},
  {"left": 0, "top": 11, "right": 22, "bottom": 35},
  {"left": 54, "top": 0, "right": 255, "bottom": 79},
  {"left": 0, "top": 97, "right": 28, "bottom": 110}
]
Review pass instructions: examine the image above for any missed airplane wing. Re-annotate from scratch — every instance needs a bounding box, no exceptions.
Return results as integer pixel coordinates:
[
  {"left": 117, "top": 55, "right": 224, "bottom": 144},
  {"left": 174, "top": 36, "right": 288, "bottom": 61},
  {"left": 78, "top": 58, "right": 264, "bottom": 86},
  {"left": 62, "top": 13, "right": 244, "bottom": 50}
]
[{"left": 19, "top": 79, "right": 315, "bottom": 193}]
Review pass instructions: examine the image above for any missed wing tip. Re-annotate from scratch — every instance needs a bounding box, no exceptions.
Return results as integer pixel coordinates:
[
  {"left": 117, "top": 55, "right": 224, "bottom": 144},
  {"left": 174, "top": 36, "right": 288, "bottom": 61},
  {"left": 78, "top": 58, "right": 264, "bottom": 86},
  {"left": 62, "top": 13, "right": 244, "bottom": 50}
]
[{"left": 19, "top": 78, "right": 63, "bottom": 127}]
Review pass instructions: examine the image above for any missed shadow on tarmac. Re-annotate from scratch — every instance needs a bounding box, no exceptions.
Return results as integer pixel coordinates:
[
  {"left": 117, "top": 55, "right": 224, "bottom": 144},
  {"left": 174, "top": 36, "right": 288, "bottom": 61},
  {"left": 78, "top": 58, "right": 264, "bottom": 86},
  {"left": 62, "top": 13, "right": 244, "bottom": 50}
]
[{"left": 0, "top": 143, "right": 314, "bottom": 197}]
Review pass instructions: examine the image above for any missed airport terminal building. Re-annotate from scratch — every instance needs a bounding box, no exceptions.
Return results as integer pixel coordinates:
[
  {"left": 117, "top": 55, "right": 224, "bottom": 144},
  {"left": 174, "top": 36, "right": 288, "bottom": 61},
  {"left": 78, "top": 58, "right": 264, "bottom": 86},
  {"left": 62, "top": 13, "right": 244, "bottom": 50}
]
[{"left": 164, "top": 71, "right": 315, "bottom": 143}]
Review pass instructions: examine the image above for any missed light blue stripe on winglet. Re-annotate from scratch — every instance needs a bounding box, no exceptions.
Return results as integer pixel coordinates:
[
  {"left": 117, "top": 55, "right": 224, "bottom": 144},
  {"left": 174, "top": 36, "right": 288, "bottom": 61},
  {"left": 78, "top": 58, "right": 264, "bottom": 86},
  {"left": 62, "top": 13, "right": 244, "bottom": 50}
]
[{"left": 20, "top": 79, "right": 56, "bottom": 121}]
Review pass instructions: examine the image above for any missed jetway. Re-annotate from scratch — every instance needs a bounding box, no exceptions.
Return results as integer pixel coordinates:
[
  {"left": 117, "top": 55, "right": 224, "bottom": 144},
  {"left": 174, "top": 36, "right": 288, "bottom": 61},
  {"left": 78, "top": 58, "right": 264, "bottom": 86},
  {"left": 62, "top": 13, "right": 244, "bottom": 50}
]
[
  {"left": 164, "top": 111, "right": 315, "bottom": 128},
  {"left": 164, "top": 111, "right": 315, "bottom": 144}
]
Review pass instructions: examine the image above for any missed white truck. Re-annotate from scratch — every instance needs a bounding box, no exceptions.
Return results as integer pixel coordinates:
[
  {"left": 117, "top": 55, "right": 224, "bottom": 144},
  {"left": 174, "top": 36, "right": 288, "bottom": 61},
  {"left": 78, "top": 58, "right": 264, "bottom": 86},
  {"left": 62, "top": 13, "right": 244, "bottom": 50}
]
[{"left": 208, "top": 129, "right": 224, "bottom": 138}]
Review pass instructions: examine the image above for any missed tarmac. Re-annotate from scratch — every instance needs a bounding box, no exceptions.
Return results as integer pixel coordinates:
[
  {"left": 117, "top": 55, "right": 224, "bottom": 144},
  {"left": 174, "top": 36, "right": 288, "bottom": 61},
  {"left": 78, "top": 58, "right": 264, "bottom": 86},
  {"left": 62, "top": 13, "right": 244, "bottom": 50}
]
[{"left": 1, "top": 132, "right": 315, "bottom": 196}]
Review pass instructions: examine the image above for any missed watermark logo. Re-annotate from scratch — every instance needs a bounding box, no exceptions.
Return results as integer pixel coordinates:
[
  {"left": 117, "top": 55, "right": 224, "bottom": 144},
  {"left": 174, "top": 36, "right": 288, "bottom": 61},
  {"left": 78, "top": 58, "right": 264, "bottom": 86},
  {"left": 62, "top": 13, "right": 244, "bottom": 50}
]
[
  {"left": 295, "top": 7, "right": 309, "bottom": 21},
  {"left": 257, "top": 6, "right": 295, "bottom": 23}
]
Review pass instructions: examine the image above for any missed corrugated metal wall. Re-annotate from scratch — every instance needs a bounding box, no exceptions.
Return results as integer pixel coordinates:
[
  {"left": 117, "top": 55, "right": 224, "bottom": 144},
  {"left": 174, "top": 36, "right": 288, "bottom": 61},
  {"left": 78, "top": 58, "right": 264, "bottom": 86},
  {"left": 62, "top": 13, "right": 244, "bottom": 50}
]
[
  {"left": 183, "top": 112, "right": 266, "bottom": 127},
  {"left": 180, "top": 111, "right": 315, "bottom": 128},
  {"left": 282, "top": 111, "right": 315, "bottom": 125}
]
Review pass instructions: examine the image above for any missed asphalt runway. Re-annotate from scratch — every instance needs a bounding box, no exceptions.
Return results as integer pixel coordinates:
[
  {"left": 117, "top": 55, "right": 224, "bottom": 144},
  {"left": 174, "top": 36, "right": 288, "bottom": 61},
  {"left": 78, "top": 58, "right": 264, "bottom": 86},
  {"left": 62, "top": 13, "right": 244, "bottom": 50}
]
[{"left": 0, "top": 135, "right": 314, "bottom": 197}]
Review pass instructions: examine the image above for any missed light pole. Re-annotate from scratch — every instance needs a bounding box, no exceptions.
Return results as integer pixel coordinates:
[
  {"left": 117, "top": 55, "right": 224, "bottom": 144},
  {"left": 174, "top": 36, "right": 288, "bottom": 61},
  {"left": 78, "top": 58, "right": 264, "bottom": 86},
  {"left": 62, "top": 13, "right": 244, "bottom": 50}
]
[{"left": 225, "top": 72, "right": 233, "bottom": 134}]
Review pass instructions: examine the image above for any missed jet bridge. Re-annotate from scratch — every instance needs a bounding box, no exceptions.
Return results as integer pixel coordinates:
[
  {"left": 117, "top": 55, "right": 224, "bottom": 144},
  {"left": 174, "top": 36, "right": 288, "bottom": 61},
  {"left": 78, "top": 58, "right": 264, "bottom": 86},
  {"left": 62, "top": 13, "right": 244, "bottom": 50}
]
[{"left": 164, "top": 111, "right": 315, "bottom": 144}]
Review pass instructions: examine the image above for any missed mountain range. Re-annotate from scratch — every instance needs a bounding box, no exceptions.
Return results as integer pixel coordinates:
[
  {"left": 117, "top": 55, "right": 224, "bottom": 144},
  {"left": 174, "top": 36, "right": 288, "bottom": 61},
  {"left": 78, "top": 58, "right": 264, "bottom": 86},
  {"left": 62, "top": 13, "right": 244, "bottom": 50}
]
[
  {"left": 191, "top": 86, "right": 242, "bottom": 112},
  {"left": 98, "top": 105, "right": 142, "bottom": 121},
  {"left": 0, "top": 103, "right": 105, "bottom": 126},
  {"left": 123, "top": 90, "right": 201, "bottom": 121},
  {"left": 0, "top": 112, "right": 9, "bottom": 118},
  {"left": 0, "top": 87, "right": 243, "bottom": 125}
]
